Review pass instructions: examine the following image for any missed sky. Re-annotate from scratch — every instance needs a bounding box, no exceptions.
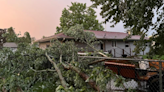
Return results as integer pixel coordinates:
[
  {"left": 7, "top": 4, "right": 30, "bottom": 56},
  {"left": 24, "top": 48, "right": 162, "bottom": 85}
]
[{"left": 0, "top": 0, "right": 126, "bottom": 39}]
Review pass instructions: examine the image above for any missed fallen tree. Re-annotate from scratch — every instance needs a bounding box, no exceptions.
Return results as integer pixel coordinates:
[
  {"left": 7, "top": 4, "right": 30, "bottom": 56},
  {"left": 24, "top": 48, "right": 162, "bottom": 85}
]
[{"left": 0, "top": 25, "right": 126, "bottom": 92}]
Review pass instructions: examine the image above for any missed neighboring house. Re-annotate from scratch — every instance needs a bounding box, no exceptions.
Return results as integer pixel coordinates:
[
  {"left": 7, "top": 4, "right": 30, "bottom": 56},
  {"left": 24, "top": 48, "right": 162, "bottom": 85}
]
[
  {"left": 35, "top": 30, "right": 149, "bottom": 57},
  {"left": 3, "top": 42, "right": 18, "bottom": 51}
]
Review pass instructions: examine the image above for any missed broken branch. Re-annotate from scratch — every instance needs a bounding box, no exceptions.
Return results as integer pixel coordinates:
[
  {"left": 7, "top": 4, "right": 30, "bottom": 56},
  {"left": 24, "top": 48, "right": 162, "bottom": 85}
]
[
  {"left": 59, "top": 55, "right": 100, "bottom": 91},
  {"left": 45, "top": 52, "right": 68, "bottom": 89},
  {"left": 88, "top": 59, "right": 106, "bottom": 65}
]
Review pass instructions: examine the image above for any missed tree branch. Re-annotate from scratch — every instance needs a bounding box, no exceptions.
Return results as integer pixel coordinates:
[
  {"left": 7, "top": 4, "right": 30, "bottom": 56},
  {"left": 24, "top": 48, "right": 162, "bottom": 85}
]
[
  {"left": 60, "top": 55, "right": 100, "bottom": 91},
  {"left": 67, "top": 63, "right": 100, "bottom": 92},
  {"left": 45, "top": 52, "right": 68, "bottom": 89},
  {"left": 84, "top": 41, "right": 108, "bottom": 57},
  {"left": 31, "top": 68, "right": 56, "bottom": 72},
  {"left": 88, "top": 59, "right": 106, "bottom": 65}
]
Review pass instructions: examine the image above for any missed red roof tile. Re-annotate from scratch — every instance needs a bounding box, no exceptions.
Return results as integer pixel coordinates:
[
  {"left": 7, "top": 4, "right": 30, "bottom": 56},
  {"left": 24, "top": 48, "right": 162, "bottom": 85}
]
[{"left": 85, "top": 30, "right": 144, "bottom": 40}]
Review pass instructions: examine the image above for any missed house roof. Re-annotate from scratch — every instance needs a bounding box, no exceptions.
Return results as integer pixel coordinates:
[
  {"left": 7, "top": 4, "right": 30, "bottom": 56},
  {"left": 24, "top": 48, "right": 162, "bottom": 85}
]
[
  {"left": 3, "top": 42, "right": 18, "bottom": 48},
  {"left": 35, "top": 30, "right": 146, "bottom": 43},
  {"left": 35, "top": 33, "right": 73, "bottom": 42},
  {"left": 86, "top": 30, "right": 142, "bottom": 40}
]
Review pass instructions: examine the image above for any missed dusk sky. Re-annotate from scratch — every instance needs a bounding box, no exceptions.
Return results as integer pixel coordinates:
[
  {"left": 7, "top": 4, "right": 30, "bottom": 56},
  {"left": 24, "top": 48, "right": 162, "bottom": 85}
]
[{"left": 0, "top": 0, "right": 125, "bottom": 39}]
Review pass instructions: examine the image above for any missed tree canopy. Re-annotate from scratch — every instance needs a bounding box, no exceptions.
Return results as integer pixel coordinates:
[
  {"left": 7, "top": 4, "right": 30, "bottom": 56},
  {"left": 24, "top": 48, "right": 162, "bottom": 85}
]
[
  {"left": 90, "top": 0, "right": 164, "bottom": 56},
  {"left": 56, "top": 2, "right": 104, "bottom": 33},
  {"left": 19, "top": 32, "right": 31, "bottom": 43},
  {"left": 0, "top": 25, "right": 130, "bottom": 92},
  {"left": 3, "top": 27, "right": 31, "bottom": 44},
  {"left": 5, "top": 27, "right": 17, "bottom": 42}
]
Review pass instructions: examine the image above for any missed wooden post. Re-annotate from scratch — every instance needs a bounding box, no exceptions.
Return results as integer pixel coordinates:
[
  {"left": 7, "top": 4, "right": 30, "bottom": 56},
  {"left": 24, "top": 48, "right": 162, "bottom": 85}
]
[
  {"left": 122, "top": 49, "right": 124, "bottom": 55},
  {"left": 114, "top": 49, "right": 116, "bottom": 57},
  {"left": 130, "top": 48, "right": 131, "bottom": 56}
]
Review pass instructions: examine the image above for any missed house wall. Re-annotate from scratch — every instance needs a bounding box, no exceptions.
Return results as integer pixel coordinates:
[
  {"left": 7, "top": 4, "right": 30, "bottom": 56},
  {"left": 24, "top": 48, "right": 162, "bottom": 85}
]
[
  {"left": 75, "top": 41, "right": 100, "bottom": 52},
  {"left": 39, "top": 41, "right": 96, "bottom": 51},
  {"left": 105, "top": 40, "right": 126, "bottom": 57},
  {"left": 38, "top": 40, "right": 150, "bottom": 57},
  {"left": 75, "top": 40, "right": 137, "bottom": 57},
  {"left": 104, "top": 40, "right": 150, "bottom": 57},
  {"left": 39, "top": 42, "right": 50, "bottom": 50},
  {"left": 139, "top": 43, "right": 150, "bottom": 56}
]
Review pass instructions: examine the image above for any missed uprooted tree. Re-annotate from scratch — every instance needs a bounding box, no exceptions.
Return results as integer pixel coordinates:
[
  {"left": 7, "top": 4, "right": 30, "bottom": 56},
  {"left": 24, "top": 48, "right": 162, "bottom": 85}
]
[{"left": 0, "top": 25, "right": 130, "bottom": 92}]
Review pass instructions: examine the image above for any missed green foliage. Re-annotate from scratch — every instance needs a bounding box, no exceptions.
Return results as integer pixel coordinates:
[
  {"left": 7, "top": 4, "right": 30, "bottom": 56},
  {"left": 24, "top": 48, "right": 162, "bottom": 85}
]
[
  {"left": 0, "top": 44, "right": 57, "bottom": 92},
  {"left": 91, "top": 0, "right": 162, "bottom": 33},
  {"left": 56, "top": 2, "right": 104, "bottom": 33},
  {"left": 4, "top": 27, "right": 18, "bottom": 42},
  {"left": 143, "top": 55, "right": 164, "bottom": 60},
  {"left": 133, "top": 34, "right": 148, "bottom": 55},
  {"left": 23, "top": 32, "right": 31, "bottom": 43},
  {"left": 3, "top": 27, "right": 32, "bottom": 44},
  {"left": 0, "top": 25, "right": 129, "bottom": 92},
  {"left": 148, "top": 24, "right": 164, "bottom": 57},
  {"left": 64, "top": 24, "right": 97, "bottom": 43},
  {"left": 32, "top": 82, "right": 56, "bottom": 92},
  {"left": 64, "top": 24, "right": 101, "bottom": 53},
  {"left": 90, "top": 0, "right": 164, "bottom": 57}
]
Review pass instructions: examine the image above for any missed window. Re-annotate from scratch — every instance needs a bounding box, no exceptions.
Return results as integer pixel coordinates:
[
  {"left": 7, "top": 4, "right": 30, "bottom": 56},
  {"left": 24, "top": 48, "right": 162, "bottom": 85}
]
[
  {"left": 125, "top": 45, "right": 129, "bottom": 47},
  {"left": 125, "top": 41, "right": 129, "bottom": 47},
  {"left": 145, "top": 42, "right": 148, "bottom": 46},
  {"left": 100, "top": 43, "right": 103, "bottom": 50},
  {"left": 100, "top": 42, "right": 105, "bottom": 51},
  {"left": 112, "top": 41, "right": 116, "bottom": 47}
]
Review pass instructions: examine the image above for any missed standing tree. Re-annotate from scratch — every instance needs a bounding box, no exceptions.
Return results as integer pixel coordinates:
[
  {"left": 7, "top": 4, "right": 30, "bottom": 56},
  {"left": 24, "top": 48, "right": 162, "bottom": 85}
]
[
  {"left": 3, "top": 27, "right": 32, "bottom": 44},
  {"left": 24, "top": 32, "right": 31, "bottom": 43},
  {"left": 17, "top": 32, "right": 31, "bottom": 43},
  {"left": 56, "top": 2, "right": 104, "bottom": 33},
  {"left": 90, "top": 0, "right": 164, "bottom": 56},
  {"left": 5, "top": 27, "right": 18, "bottom": 42}
]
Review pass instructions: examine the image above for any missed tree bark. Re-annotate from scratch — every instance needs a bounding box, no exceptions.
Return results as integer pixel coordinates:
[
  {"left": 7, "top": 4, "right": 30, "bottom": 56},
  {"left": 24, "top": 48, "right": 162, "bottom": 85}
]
[
  {"left": 88, "top": 59, "right": 106, "bottom": 65},
  {"left": 45, "top": 53, "right": 68, "bottom": 89},
  {"left": 59, "top": 55, "right": 100, "bottom": 92},
  {"left": 67, "top": 64, "right": 100, "bottom": 92}
]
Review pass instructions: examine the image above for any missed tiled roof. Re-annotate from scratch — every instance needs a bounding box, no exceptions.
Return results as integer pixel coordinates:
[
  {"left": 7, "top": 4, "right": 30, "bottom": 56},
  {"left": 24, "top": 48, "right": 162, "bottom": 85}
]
[
  {"left": 3, "top": 42, "right": 18, "bottom": 48},
  {"left": 85, "top": 30, "right": 142, "bottom": 40},
  {"left": 35, "top": 30, "right": 146, "bottom": 43},
  {"left": 35, "top": 33, "right": 73, "bottom": 42}
]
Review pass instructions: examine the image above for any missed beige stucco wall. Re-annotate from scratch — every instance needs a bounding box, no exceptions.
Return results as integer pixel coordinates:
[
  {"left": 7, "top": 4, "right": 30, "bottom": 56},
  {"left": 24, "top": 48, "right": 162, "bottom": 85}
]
[{"left": 39, "top": 42, "right": 50, "bottom": 50}]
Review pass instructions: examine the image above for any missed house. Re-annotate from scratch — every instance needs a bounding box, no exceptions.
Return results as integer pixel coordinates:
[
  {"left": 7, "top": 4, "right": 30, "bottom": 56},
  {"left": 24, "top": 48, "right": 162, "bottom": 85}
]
[
  {"left": 35, "top": 30, "right": 149, "bottom": 57},
  {"left": 3, "top": 42, "right": 18, "bottom": 51}
]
